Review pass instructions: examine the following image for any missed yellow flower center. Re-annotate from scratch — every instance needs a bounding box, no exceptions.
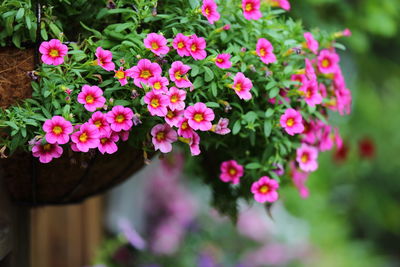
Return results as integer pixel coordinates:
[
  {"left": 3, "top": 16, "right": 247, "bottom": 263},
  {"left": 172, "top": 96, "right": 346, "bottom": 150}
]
[
  {"left": 181, "top": 121, "right": 188, "bottom": 130},
  {"left": 156, "top": 131, "right": 165, "bottom": 141},
  {"left": 229, "top": 168, "right": 237, "bottom": 176},
  {"left": 151, "top": 98, "right": 160, "bottom": 108},
  {"left": 79, "top": 132, "right": 88, "bottom": 142},
  {"left": 85, "top": 94, "right": 94, "bottom": 104},
  {"left": 286, "top": 118, "right": 294, "bottom": 127},
  {"left": 167, "top": 110, "right": 174, "bottom": 119},
  {"left": 151, "top": 42, "right": 159, "bottom": 50},
  {"left": 191, "top": 44, "right": 197, "bottom": 52},
  {"left": 43, "top": 144, "right": 52, "bottom": 151},
  {"left": 174, "top": 71, "right": 182, "bottom": 81},
  {"left": 115, "top": 70, "right": 125, "bottom": 79},
  {"left": 306, "top": 88, "right": 312, "bottom": 98},
  {"left": 205, "top": 7, "right": 210, "bottom": 15},
  {"left": 178, "top": 42, "right": 185, "bottom": 49},
  {"left": 194, "top": 113, "right": 204, "bottom": 122},
  {"left": 116, "top": 114, "right": 125, "bottom": 123},
  {"left": 301, "top": 153, "right": 309, "bottom": 163},
  {"left": 101, "top": 138, "right": 108, "bottom": 144},
  {"left": 245, "top": 3, "right": 253, "bottom": 11},
  {"left": 322, "top": 59, "right": 330, "bottom": 68},
  {"left": 140, "top": 70, "right": 151, "bottom": 79},
  {"left": 53, "top": 126, "right": 63, "bottom": 134},
  {"left": 217, "top": 58, "right": 224, "bottom": 63},
  {"left": 259, "top": 185, "right": 269, "bottom": 194},
  {"left": 234, "top": 83, "right": 242, "bottom": 92},
  {"left": 94, "top": 120, "right": 102, "bottom": 127},
  {"left": 260, "top": 48, "right": 266, "bottom": 57},
  {"left": 49, "top": 49, "right": 59, "bottom": 58},
  {"left": 153, "top": 82, "right": 162, "bottom": 90},
  {"left": 170, "top": 94, "right": 179, "bottom": 103}
]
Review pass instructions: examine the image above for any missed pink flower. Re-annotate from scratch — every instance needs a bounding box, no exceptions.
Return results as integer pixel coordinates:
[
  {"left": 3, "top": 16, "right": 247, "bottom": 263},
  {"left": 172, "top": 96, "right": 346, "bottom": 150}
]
[
  {"left": 148, "top": 76, "right": 169, "bottom": 94},
  {"left": 88, "top": 111, "right": 110, "bottom": 136},
  {"left": 144, "top": 33, "right": 170, "bottom": 56},
  {"left": 220, "top": 160, "right": 244, "bottom": 184},
  {"left": 280, "top": 108, "right": 304, "bottom": 136},
  {"left": 172, "top": 33, "right": 190, "bottom": 57},
  {"left": 232, "top": 72, "right": 253, "bottom": 100},
  {"left": 296, "top": 144, "right": 319, "bottom": 172},
  {"left": 177, "top": 118, "right": 195, "bottom": 138},
  {"left": 114, "top": 67, "right": 129, "bottom": 86},
  {"left": 290, "top": 161, "right": 309, "bottom": 199},
  {"left": 43, "top": 116, "right": 73, "bottom": 144},
  {"left": 268, "top": 88, "right": 290, "bottom": 105},
  {"left": 319, "top": 125, "right": 334, "bottom": 152},
  {"left": 213, "top": 118, "right": 231, "bottom": 135},
  {"left": 126, "top": 59, "right": 162, "bottom": 88},
  {"left": 291, "top": 74, "right": 307, "bottom": 87},
  {"left": 184, "top": 102, "right": 215, "bottom": 131},
  {"left": 187, "top": 34, "right": 207, "bottom": 60},
  {"left": 242, "top": 0, "right": 262, "bottom": 20},
  {"left": 201, "top": 0, "right": 220, "bottom": 24},
  {"left": 164, "top": 108, "right": 184, "bottom": 127},
  {"left": 343, "top": 28, "right": 352, "bottom": 37},
  {"left": 169, "top": 61, "right": 192, "bottom": 88},
  {"left": 335, "top": 87, "right": 352, "bottom": 115},
  {"left": 167, "top": 87, "right": 186, "bottom": 111},
  {"left": 119, "top": 130, "right": 130, "bottom": 142},
  {"left": 95, "top": 47, "right": 115, "bottom": 71},
  {"left": 214, "top": 54, "right": 232, "bottom": 69},
  {"left": 223, "top": 24, "right": 231, "bottom": 30},
  {"left": 251, "top": 176, "right": 279, "bottom": 203},
  {"left": 299, "top": 80, "right": 323, "bottom": 107},
  {"left": 32, "top": 141, "right": 63, "bottom": 163},
  {"left": 303, "top": 32, "right": 319, "bottom": 54},
  {"left": 270, "top": 0, "right": 291, "bottom": 11},
  {"left": 256, "top": 38, "right": 277, "bottom": 65},
  {"left": 39, "top": 39, "right": 68, "bottom": 65},
  {"left": 317, "top": 49, "right": 339, "bottom": 74},
  {"left": 106, "top": 106, "right": 134, "bottom": 132},
  {"left": 151, "top": 124, "right": 178, "bottom": 153},
  {"left": 77, "top": 85, "right": 106, "bottom": 112},
  {"left": 305, "top": 58, "right": 317, "bottom": 81},
  {"left": 144, "top": 90, "right": 169, "bottom": 116},
  {"left": 71, "top": 123, "right": 100, "bottom": 152},
  {"left": 98, "top": 131, "right": 119, "bottom": 154},
  {"left": 188, "top": 132, "right": 201, "bottom": 156}
]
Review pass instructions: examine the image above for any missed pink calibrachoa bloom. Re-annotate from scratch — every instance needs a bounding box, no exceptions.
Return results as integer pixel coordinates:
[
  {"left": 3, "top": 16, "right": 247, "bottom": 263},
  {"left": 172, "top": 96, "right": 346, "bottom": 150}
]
[
  {"left": 144, "top": 90, "right": 169, "bottom": 116},
  {"left": 167, "top": 87, "right": 186, "bottom": 111},
  {"left": 305, "top": 58, "right": 317, "bottom": 81},
  {"left": 187, "top": 34, "right": 207, "bottom": 60},
  {"left": 169, "top": 61, "right": 192, "bottom": 88},
  {"left": 77, "top": 85, "right": 106, "bottom": 112},
  {"left": 296, "top": 144, "right": 319, "bottom": 172},
  {"left": 95, "top": 47, "right": 115, "bottom": 71},
  {"left": 188, "top": 132, "right": 201, "bottom": 156},
  {"left": 299, "top": 80, "right": 323, "bottom": 107},
  {"left": 251, "top": 176, "right": 279, "bottom": 203},
  {"left": 177, "top": 118, "right": 195, "bottom": 138},
  {"left": 98, "top": 131, "right": 119, "bottom": 154},
  {"left": 148, "top": 76, "right": 169, "bottom": 94},
  {"left": 317, "top": 49, "right": 340, "bottom": 74},
  {"left": 256, "top": 38, "right": 277, "bottom": 65},
  {"left": 144, "top": 33, "right": 170, "bottom": 56},
  {"left": 232, "top": 72, "right": 253, "bottom": 100},
  {"left": 43, "top": 116, "right": 73, "bottom": 144},
  {"left": 290, "top": 161, "right": 310, "bottom": 199},
  {"left": 126, "top": 59, "right": 162, "bottom": 88},
  {"left": 172, "top": 33, "right": 190, "bottom": 57},
  {"left": 114, "top": 67, "right": 129, "bottom": 86},
  {"left": 303, "top": 32, "right": 319, "bottom": 54},
  {"left": 223, "top": 24, "right": 231, "bottom": 30},
  {"left": 151, "top": 124, "right": 178, "bottom": 153},
  {"left": 119, "top": 130, "right": 130, "bottom": 142},
  {"left": 219, "top": 160, "right": 244, "bottom": 184},
  {"left": 201, "top": 0, "right": 220, "bottom": 24},
  {"left": 106, "top": 105, "right": 134, "bottom": 132},
  {"left": 214, "top": 54, "right": 232, "bottom": 69},
  {"left": 71, "top": 123, "right": 100, "bottom": 152},
  {"left": 291, "top": 74, "right": 307, "bottom": 87},
  {"left": 213, "top": 118, "right": 231, "bottom": 135},
  {"left": 88, "top": 111, "right": 110, "bottom": 136},
  {"left": 242, "top": 0, "right": 262, "bottom": 20},
  {"left": 280, "top": 108, "right": 304, "bottom": 136},
  {"left": 164, "top": 108, "right": 184, "bottom": 127},
  {"left": 268, "top": 0, "right": 291, "bottom": 11},
  {"left": 39, "top": 39, "right": 68, "bottom": 66},
  {"left": 184, "top": 102, "right": 215, "bottom": 131},
  {"left": 32, "top": 141, "right": 63, "bottom": 163}
]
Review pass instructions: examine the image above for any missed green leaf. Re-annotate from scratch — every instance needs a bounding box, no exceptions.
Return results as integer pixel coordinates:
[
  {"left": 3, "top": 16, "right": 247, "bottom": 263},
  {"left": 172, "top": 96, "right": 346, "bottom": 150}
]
[
  {"left": 204, "top": 66, "right": 214, "bottom": 82},
  {"left": 211, "top": 82, "right": 217, "bottom": 97},
  {"left": 245, "top": 162, "right": 262, "bottom": 170},
  {"left": 190, "top": 64, "right": 200, "bottom": 77},
  {"left": 265, "top": 108, "right": 274, "bottom": 118},
  {"left": 269, "top": 87, "right": 280, "bottom": 98},
  {"left": 4, "top": 121, "right": 19, "bottom": 130},
  {"left": 205, "top": 102, "right": 219, "bottom": 108},
  {"left": 263, "top": 120, "right": 272, "bottom": 137},
  {"left": 16, "top": 8, "right": 24, "bottom": 20},
  {"left": 232, "top": 120, "right": 241, "bottom": 135},
  {"left": 114, "top": 100, "right": 131, "bottom": 106},
  {"left": 49, "top": 23, "right": 61, "bottom": 37}
]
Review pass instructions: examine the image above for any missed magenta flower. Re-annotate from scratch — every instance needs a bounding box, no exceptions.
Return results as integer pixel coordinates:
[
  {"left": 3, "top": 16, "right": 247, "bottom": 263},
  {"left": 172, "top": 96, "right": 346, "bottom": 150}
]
[
  {"left": 223, "top": 24, "right": 231, "bottom": 30},
  {"left": 305, "top": 58, "right": 317, "bottom": 81},
  {"left": 280, "top": 108, "right": 304, "bottom": 136},
  {"left": 144, "top": 90, "right": 169, "bottom": 116},
  {"left": 88, "top": 111, "right": 111, "bottom": 136},
  {"left": 232, "top": 72, "right": 253, "bottom": 100},
  {"left": 213, "top": 118, "right": 231, "bottom": 135},
  {"left": 43, "top": 116, "right": 73, "bottom": 144},
  {"left": 77, "top": 85, "right": 106, "bottom": 112},
  {"left": 303, "top": 32, "right": 319, "bottom": 54},
  {"left": 172, "top": 33, "right": 190, "bottom": 57},
  {"left": 290, "top": 161, "right": 309, "bottom": 199},
  {"left": 256, "top": 38, "right": 277, "bottom": 65},
  {"left": 184, "top": 102, "right": 215, "bottom": 131},
  {"left": 242, "top": 0, "right": 262, "bottom": 20},
  {"left": 291, "top": 74, "right": 307, "bottom": 87},
  {"left": 164, "top": 108, "right": 184, "bottom": 127},
  {"left": 39, "top": 39, "right": 68, "bottom": 66},
  {"left": 201, "top": 0, "right": 220, "bottom": 24},
  {"left": 299, "top": 80, "right": 323, "bottom": 107},
  {"left": 188, "top": 132, "right": 201, "bottom": 156},
  {"left": 169, "top": 61, "right": 192, "bottom": 88},
  {"left": 296, "top": 144, "right": 319, "bottom": 172},
  {"left": 187, "top": 34, "right": 207, "bottom": 60},
  {"left": 270, "top": 0, "right": 291, "bottom": 10},
  {"left": 220, "top": 160, "right": 244, "bottom": 184},
  {"left": 95, "top": 47, "right": 115, "bottom": 71},
  {"left": 214, "top": 54, "right": 232, "bottom": 69},
  {"left": 167, "top": 87, "right": 186, "bottom": 111},
  {"left": 151, "top": 124, "right": 178, "bottom": 153},
  {"left": 148, "top": 76, "right": 169, "bottom": 94},
  {"left": 251, "top": 176, "right": 279, "bottom": 203},
  {"left": 144, "top": 33, "right": 170, "bottom": 56},
  {"left": 32, "top": 141, "right": 63, "bottom": 163},
  {"left": 126, "top": 59, "right": 162, "bottom": 88},
  {"left": 177, "top": 117, "right": 195, "bottom": 138},
  {"left": 106, "top": 106, "right": 134, "bottom": 132},
  {"left": 114, "top": 67, "right": 129, "bottom": 86},
  {"left": 317, "top": 49, "right": 340, "bottom": 74},
  {"left": 71, "top": 123, "right": 100, "bottom": 152},
  {"left": 98, "top": 131, "right": 119, "bottom": 154}
]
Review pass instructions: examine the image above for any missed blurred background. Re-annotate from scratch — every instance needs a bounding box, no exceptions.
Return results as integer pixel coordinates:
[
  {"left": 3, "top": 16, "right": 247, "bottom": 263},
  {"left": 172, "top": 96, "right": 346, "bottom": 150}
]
[{"left": 20, "top": 0, "right": 400, "bottom": 266}]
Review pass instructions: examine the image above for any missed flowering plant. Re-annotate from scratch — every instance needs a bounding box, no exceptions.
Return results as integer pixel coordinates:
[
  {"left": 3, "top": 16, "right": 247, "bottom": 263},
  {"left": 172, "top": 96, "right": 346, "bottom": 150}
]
[{"left": 0, "top": 0, "right": 351, "bottom": 215}]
